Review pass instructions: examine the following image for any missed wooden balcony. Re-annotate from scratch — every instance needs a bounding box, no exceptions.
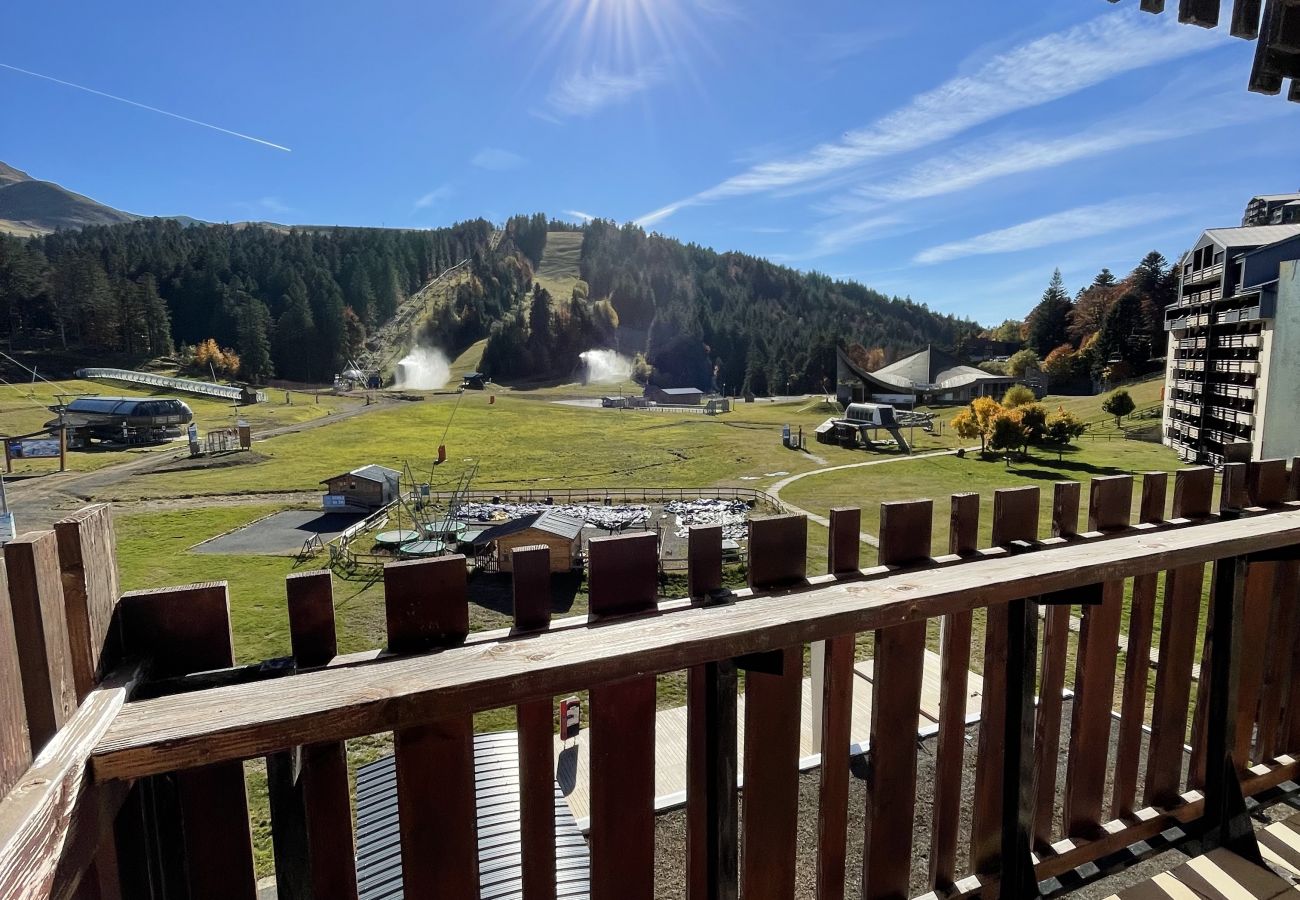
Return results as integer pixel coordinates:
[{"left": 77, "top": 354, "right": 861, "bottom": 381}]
[{"left": 6, "top": 463, "right": 1300, "bottom": 900}]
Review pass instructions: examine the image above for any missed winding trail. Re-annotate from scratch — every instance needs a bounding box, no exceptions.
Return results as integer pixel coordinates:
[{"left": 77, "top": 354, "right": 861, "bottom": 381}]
[{"left": 768, "top": 447, "right": 967, "bottom": 547}]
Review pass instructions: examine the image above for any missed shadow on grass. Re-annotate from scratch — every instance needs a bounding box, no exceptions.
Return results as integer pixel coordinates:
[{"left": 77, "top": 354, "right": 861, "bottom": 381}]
[{"left": 469, "top": 570, "right": 584, "bottom": 617}]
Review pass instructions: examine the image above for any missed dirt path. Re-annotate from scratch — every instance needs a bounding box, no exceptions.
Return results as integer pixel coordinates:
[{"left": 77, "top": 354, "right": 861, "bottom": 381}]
[
  {"left": 7, "top": 398, "right": 391, "bottom": 530},
  {"left": 768, "top": 448, "right": 968, "bottom": 547}
]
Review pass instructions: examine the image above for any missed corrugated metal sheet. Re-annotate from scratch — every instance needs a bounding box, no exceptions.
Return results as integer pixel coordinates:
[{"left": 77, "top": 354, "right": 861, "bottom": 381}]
[{"left": 355, "top": 731, "right": 590, "bottom": 900}]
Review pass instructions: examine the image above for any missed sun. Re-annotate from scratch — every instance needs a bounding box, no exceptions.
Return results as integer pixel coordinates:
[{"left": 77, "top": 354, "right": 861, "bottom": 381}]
[{"left": 512, "top": 0, "right": 727, "bottom": 76}]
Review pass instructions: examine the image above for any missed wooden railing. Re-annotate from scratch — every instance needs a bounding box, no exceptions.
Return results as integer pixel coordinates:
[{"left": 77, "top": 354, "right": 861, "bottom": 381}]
[{"left": 5, "top": 461, "right": 1300, "bottom": 900}]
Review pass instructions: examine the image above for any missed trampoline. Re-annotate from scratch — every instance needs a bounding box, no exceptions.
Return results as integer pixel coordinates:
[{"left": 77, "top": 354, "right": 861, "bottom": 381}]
[
  {"left": 400, "top": 539, "right": 446, "bottom": 557},
  {"left": 375, "top": 529, "right": 420, "bottom": 547}
]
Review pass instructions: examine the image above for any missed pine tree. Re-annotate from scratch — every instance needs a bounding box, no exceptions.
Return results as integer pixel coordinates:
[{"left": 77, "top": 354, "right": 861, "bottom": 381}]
[
  {"left": 235, "top": 297, "right": 275, "bottom": 383},
  {"left": 1026, "top": 269, "right": 1073, "bottom": 356}
]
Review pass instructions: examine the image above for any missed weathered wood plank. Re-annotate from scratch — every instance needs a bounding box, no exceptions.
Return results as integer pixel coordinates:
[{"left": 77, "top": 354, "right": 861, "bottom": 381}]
[
  {"left": 588, "top": 534, "right": 658, "bottom": 900},
  {"left": 972, "top": 486, "right": 1039, "bottom": 873},
  {"left": 686, "top": 524, "right": 724, "bottom": 900},
  {"left": 383, "top": 555, "right": 477, "bottom": 900},
  {"left": 1033, "top": 482, "right": 1081, "bottom": 848},
  {"left": 90, "top": 508, "right": 1300, "bottom": 782},
  {"left": 1255, "top": 556, "right": 1298, "bottom": 761},
  {"left": 1111, "top": 473, "right": 1166, "bottom": 818},
  {"left": 1232, "top": 0, "right": 1264, "bottom": 38},
  {"left": 277, "top": 571, "right": 357, "bottom": 900},
  {"left": 930, "top": 492, "right": 978, "bottom": 889},
  {"left": 1179, "top": 0, "right": 1221, "bottom": 27},
  {"left": 0, "top": 665, "right": 141, "bottom": 900},
  {"left": 740, "top": 516, "right": 806, "bottom": 900},
  {"left": 863, "top": 500, "right": 931, "bottom": 899},
  {"left": 53, "top": 505, "right": 120, "bottom": 701},
  {"left": 512, "top": 546, "right": 557, "bottom": 900},
  {"left": 1144, "top": 469, "right": 1215, "bottom": 807},
  {"left": 815, "top": 507, "right": 860, "bottom": 900},
  {"left": 6, "top": 531, "right": 77, "bottom": 752},
  {"left": 0, "top": 560, "right": 29, "bottom": 797},
  {"left": 119, "top": 582, "right": 257, "bottom": 900},
  {"left": 747, "top": 514, "right": 807, "bottom": 589},
  {"left": 1064, "top": 476, "right": 1133, "bottom": 837}
]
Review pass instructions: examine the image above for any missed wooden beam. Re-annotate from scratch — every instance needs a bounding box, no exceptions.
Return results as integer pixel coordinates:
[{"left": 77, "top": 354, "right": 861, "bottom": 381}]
[
  {"left": 1064, "top": 476, "right": 1133, "bottom": 837},
  {"left": 6, "top": 531, "right": 77, "bottom": 752},
  {"left": 930, "top": 492, "right": 978, "bottom": 890},
  {"left": 1232, "top": 0, "right": 1265, "bottom": 37},
  {"left": 1145, "top": 470, "right": 1214, "bottom": 807},
  {"left": 90, "top": 508, "right": 1300, "bottom": 782},
  {"left": 0, "top": 559, "right": 30, "bottom": 796},
  {"left": 740, "top": 516, "right": 806, "bottom": 900},
  {"left": 53, "top": 505, "right": 120, "bottom": 701},
  {"left": 512, "top": 546, "right": 557, "bottom": 900},
  {"left": 587, "top": 533, "right": 658, "bottom": 900},
  {"left": 383, "top": 555, "right": 477, "bottom": 900},
  {"left": 814, "top": 507, "right": 860, "bottom": 900},
  {"left": 1179, "top": 0, "right": 1221, "bottom": 27},
  {"left": 972, "top": 486, "right": 1039, "bottom": 874},
  {"left": 863, "top": 500, "right": 931, "bottom": 900},
  {"left": 119, "top": 582, "right": 257, "bottom": 900},
  {"left": 0, "top": 665, "right": 142, "bottom": 900},
  {"left": 1111, "top": 473, "right": 1166, "bottom": 818},
  {"left": 272, "top": 571, "right": 358, "bottom": 900},
  {"left": 1033, "top": 482, "right": 1081, "bottom": 848}
]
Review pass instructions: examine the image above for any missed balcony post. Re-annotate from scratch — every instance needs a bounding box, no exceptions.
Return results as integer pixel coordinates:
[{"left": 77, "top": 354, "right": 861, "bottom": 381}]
[{"left": 999, "top": 595, "right": 1041, "bottom": 899}]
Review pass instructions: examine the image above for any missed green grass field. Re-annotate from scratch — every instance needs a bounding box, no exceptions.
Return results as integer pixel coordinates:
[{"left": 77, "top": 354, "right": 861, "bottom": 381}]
[
  {"left": 97, "top": 369, "right": 1201, "bottom": 879},
  {"left": 533, "top": 230, "right": 583, "bottom": 299},
  {"left": 0, "top": 379, "right": 358, "bottom": 475}
]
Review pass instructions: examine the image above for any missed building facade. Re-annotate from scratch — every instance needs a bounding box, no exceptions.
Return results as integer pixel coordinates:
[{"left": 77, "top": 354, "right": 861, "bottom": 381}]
[
  {"left": 1163, "top": 222, "right": 1300, "bottom": 466},
  {"left": 1242, "top": 193, "right": 1300, "bottom": 226}
]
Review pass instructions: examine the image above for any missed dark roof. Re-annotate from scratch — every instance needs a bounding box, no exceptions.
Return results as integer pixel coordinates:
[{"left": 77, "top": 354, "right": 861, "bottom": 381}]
[
  {"left": 475, "top": 509, "right": 584, "bottom": 544},
  {"left": 355, "top": 731, "right": 590, "bottom": 899},
  {"left": 321, "top": 464, "right": 402, "bottom": 486},
  {"left": 64, "top": 397, "right": 191, "bottom": 417},
  {"left": 656, "top": 387, "right": 704, "bottom": 395}
]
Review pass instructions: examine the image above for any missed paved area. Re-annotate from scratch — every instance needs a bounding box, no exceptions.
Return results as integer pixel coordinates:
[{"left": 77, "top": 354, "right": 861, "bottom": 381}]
[
  {"left": 191, "top": 509, "right": 363, "bottom": 555},
  {"left": 554, "top": 648, "right": 983, "bottom": 829}
]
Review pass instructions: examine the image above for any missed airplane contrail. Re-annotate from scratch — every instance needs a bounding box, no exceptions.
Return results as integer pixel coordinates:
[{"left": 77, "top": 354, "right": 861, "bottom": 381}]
[{"left": 0, "top": 61, "right": 291, "bottom": 152}]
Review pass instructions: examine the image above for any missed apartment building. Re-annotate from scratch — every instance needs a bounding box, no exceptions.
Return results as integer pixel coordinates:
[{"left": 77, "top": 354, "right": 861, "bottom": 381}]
[
  {"left": 1164, "top": 220, "right": 1300, "bottom": 466},
  {"left": 1242, "top": 192, "right": 1300, "bottom": 226}
]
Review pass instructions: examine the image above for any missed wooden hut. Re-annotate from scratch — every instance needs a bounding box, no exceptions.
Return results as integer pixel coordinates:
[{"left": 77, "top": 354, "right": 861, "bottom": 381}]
[
  {"left": 320, "top": 464, "right": 401, "bottom": 512},
  {"left": 477, "top": 509, "right": 584, "bottom": 573}
]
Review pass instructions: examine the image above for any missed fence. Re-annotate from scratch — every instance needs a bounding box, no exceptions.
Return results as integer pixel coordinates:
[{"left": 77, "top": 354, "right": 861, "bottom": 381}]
[
  {"left": 5, "top": 460, "right": 1300, "bottom": 900},
  {"left": 421, "top": 484, "right": 783, "bottom": 511}
]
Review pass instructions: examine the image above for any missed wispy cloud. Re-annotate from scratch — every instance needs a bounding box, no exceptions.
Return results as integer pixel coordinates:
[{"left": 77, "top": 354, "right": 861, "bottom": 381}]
[
  {"left": 799, "top": 215, "right": 904, "bottom": 260},
  {"left": 413, "top": 184, "right": 454, "bottom": 211},
  {"left": 562, "top": 209, "right": 596, "bottom": 223},
  {"left": 807, "top": 29, "right": 894, "bottom": 63},
  {"left": 635, "top": 10, "right": 1224, "bottom": 226},
  {"left": 839, "top": 98, "right": 1273, "bottom": 210},
  {"left": 471, "top": 148, "right": 526, "bottom": 171},
  {"left": 542, "top": 63, "right": 666, "bottom": 119},
  {"left": 912, "top": 198, "right": 1181, "bottom": 265}
]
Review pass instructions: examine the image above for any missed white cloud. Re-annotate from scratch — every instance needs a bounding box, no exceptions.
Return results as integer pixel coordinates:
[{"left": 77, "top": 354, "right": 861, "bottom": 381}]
[
  {"left": 799, "top": 215, "right": 903, "bottom": 260},
  {"left": 543, "top": 63, "right": 666, "bottom": 119},
  {"left": 563, "top": 209, "right": 595, "bottom": 222},
  {"left": 471, "top": 148, "right": 526, "bottom": 171},
  {"left": 635, "top": 9, "right": 1225, "bottom": 226},
  {"left": 913, "top": 198, "right": 1181, "bottom": 265},
  {"left": 413, "top": 184, "right": 454, "bottom": 210}
]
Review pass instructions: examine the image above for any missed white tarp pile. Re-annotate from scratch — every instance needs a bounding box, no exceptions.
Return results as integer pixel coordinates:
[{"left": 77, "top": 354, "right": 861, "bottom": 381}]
[
  {"left": 457, "top": 501, "right": 651, "bottom": 532},
  {"left": 665, "top": 498, "right": 749, "bottom": 540}
]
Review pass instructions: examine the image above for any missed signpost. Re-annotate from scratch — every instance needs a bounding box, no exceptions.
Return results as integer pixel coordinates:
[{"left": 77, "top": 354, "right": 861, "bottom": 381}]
[{"left": 3, "top": 427, "right": 66, "bottom": 473}]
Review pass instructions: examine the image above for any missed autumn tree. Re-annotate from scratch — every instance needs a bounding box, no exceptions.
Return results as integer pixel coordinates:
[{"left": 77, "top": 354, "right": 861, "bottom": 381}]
[
  {"left": 1044, "top": 409, "right": 1086, "bottom": 459},
  {"left": 1002, "top": 384, "right": 1036, "bottom": 408},
  {"left": 1042, "top": 344, "right": 1077, "bottom": 386},
  {"left": 1007, "top": 348, "right": 1040, "bottom": 378},
  {"left": 989, "top": 409, "right": 1026, "bottom": 467}
]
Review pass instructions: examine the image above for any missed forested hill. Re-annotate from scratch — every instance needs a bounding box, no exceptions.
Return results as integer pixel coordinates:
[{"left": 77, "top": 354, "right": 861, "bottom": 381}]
[
  {"left": 477, "top": 218, "right": 978, "bottom": 394},
  {"left": 0, "top": 213, "right": 975, "bottom": 392},
  {"left": 0, "top": 218, "right": 495, "bottom": 382}
]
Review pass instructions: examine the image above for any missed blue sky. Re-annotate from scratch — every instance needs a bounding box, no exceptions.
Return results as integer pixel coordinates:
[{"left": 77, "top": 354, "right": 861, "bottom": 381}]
[{"left": 4, "top": 0, "right": 1298, "bottom": 324}]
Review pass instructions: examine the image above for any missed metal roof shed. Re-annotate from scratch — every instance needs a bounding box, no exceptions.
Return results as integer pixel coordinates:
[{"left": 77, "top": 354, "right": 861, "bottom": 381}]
[{"left": 355, "top": 731, "right": 590, "bottom": 899}]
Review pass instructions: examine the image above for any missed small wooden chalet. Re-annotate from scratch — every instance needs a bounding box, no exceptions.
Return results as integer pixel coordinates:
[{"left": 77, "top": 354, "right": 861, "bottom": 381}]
[
  {"left": 476, "top": 509, "right": 584, "bottom": 573},
  {"left": 320, "top": 464, "right": 401, "bottom": 512}
]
